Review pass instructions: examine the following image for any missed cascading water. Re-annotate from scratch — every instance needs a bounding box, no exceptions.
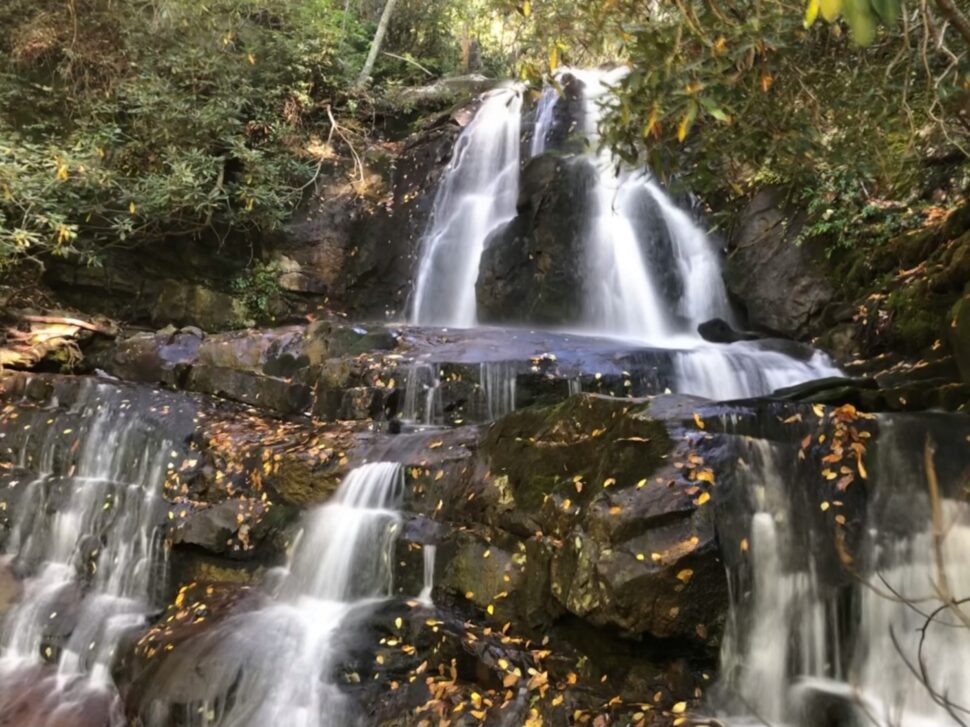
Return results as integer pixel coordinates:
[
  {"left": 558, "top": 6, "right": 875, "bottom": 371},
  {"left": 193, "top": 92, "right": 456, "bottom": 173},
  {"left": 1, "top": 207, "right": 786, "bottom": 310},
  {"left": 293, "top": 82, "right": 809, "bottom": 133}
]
[
  {"left": 570, "top": 67, "right": 679, "bottom": 340},
  {"left": 480, "top": 361, "right": 517, "bottom": 419},
  {"left": 0, "top": 379, "right": 180, "bottom": 726},
  {"left": 407, "top": 69, "right": 839, "bottom": 399},
  {"left": 530, "top": 84, "right": 560, "bottom": 157},
  {"left": 716, "top": 420, "right": 970, "bottom": 727},
  {"left": 142, "top": 462, "right": 404, "bottom": 727},
  {"left": 401, "top": 362, "right": 440, "bottom": 425},
  {"left": 410, "top": 86, "right": 523, "bottom": 327}
]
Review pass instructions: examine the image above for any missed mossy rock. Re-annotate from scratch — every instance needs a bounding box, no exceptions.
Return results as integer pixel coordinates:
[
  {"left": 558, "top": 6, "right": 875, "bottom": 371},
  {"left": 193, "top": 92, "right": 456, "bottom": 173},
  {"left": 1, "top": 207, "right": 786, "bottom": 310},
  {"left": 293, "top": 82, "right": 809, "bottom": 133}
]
[
  {"left": 270, "top": 456, "right": 343, "bottom": 507},
  {"left": 481, "top": 394, "right": 672, "bottom": 517},
  {"left": 950, "top": 292, "right": 970, "bottom": 385}
]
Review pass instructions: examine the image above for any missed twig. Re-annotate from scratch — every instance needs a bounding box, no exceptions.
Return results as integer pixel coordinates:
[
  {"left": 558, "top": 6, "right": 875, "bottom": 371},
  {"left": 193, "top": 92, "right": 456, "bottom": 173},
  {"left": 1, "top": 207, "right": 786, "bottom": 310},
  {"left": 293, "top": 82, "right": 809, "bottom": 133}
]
[{"left": 382, "top": 51, "right": 435, "bottom": 77}]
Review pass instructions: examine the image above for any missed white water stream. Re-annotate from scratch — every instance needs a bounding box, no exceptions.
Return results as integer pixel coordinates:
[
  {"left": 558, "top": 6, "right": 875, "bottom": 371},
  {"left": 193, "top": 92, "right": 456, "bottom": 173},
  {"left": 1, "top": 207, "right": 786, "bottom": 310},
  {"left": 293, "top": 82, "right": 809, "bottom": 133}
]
[
  {"left": 407, "top": 67, "right": 839, "bottom": 400},
  {"left": 0, "top": 380, "right": 175, "bottom": 726},
  {"left": 145, "top": 462, "right": 404, "bottom": 727},
  {"left": 718, "top": 431, "right": 970, "bottom": 727},
  {"left": 410, "top": 86, "right": 524, "bottom": 326}
]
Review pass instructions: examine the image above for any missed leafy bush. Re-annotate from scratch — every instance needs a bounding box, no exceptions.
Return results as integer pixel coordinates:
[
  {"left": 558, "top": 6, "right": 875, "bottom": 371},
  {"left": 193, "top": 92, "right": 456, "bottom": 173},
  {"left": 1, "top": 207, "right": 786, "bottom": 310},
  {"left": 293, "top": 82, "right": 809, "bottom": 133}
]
[{"left": 0, "top": 0, "right": 366, "bottom": 269}]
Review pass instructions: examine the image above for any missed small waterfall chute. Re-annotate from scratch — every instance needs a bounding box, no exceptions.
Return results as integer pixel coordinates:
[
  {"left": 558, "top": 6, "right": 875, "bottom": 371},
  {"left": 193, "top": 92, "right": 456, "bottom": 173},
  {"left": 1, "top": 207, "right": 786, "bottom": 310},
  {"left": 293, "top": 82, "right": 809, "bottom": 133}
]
[
  {"left": 410, "top": 86, "right": 524, "bottom": 327},
  {"left": 141, "top": 462, "right": 405, "bottom": 727}
]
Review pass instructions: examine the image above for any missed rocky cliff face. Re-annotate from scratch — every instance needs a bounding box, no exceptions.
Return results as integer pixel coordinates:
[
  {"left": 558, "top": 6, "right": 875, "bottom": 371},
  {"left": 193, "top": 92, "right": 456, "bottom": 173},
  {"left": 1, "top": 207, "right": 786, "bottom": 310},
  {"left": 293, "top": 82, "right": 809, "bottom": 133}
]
[
  {"left": 476, "top": 154, "right": 597, "bottom": 325},
  {"left": 6, "top": 348, "right": 965, "bottom": 727},
  {"left": 724, "top": 187, "right": 836, "bottom": 339}
]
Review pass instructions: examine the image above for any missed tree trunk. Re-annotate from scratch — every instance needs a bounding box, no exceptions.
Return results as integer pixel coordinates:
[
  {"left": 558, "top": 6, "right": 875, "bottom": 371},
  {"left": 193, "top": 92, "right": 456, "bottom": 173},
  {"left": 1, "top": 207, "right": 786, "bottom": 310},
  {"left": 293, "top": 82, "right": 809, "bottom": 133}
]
[{"left": 355, "top": 0, "right": 399, "bottom": 88}]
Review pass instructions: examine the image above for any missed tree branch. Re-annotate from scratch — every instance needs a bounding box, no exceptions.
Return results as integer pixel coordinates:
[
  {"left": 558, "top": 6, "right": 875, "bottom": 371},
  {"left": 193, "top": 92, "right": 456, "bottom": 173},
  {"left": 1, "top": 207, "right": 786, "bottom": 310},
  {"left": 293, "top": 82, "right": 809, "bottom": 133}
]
[{"left": 932, "top": 0, "right": 970, "bottom": 48}]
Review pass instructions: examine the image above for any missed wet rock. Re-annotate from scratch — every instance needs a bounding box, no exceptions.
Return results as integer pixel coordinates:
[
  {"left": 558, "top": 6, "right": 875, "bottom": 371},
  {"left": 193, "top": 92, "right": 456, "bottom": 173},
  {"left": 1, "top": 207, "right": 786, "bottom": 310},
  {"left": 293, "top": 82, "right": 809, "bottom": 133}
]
[
  {"left": 304, "top": 320, "right": 398, "bottom": 362},
  {"left": 89, "top": 328, "right": 202, "bottom": 387},
  {"left": 950, "top": 292, "right": 970, "bottom": 384},
  {"left": 771, "top": 376, "right": 878, "bottom": 402},
  {"left": 698, "top": 317, "right": 760, "bottom": 344},
  {"left": 338, "top": 107, "right": 473, "bottom": 319},
  {"left": 150, "top": 281, "right": 252, "bottom": 332},
  {"left": 725, "top": 187, "right": 835, "bottom": 338},
  {"left": 476, "top": 154, "right": 598, "bottom": 326},
  {"left": 186, "top": 365, "right": 311, "bottom": 416}
]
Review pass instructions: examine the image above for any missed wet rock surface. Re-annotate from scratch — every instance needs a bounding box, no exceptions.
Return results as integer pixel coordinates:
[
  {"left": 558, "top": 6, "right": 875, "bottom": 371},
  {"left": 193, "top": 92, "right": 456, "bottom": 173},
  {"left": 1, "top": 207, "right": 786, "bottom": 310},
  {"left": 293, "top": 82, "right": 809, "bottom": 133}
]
[
  {"left": 2, "top": 364, "right": 969, "bottom": 727},
  {"left": 725, "top": 187, "right": 835, "bottom": 339},
  {"left": 476, "top": 154, "right": 597, "bottom": 325}
]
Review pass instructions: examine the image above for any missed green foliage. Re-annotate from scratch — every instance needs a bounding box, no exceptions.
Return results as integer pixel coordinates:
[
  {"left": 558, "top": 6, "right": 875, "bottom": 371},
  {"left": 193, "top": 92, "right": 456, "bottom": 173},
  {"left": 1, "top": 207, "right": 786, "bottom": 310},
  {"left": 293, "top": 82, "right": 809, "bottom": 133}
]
[
  {"left": 486, "top": 1, "right": 967, "bottom": 251},
  {"left": 231, "top": 260, "right": 283, "bottom": 317},
  {"left": 795, "top": 167, "right": 918, "bottom": 255},
  {"left": 0, "top": 0, "right": 361, "bottom": 269}
]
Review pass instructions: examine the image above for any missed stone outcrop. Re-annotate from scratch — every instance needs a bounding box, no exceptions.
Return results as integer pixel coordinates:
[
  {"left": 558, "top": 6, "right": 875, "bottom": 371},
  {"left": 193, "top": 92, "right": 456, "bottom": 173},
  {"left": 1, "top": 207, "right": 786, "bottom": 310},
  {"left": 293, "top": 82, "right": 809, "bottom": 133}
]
[
  {"left": 725, "top": 187, "right": 836, "bottom": 338},
  {"left": 476, "top": 154, "right": 597, "bottom": 325}
]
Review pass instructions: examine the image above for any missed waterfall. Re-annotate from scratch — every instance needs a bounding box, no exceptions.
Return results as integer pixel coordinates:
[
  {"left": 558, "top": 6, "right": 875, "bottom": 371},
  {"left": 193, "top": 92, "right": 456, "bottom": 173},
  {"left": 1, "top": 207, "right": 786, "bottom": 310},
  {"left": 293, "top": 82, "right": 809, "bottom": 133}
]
[
  {"left": 480, "top": 361, "right": 517, "bottom": 419},
  {"left": 417, "top": 544, "right": 436, "bottom": 606},
  {"left": 401, "top": 362, "right": 440, "bottom": 425},
  {"left": 673, "top": 342, "right": 841, "bottom": 400},
  {"left": 530, "top": 84, "right": 559, "bottom": 157},
  {"left": 0, "top": 379, "right": 178, "bottom": 726},
  {"left": 405, "top": 69, "right": 840, "bottom": 401},
  {"left": 143, "top": 462, "right": 404, "bottom": 727},
  {"left": 716, "top": 424, "right": 970, "bottom": 727},
  {"left": 410, "top": 86, "right": 524, "bottom": 327},
  {"left": 569, "top": 67, "right": 678, "bottom": 340}
]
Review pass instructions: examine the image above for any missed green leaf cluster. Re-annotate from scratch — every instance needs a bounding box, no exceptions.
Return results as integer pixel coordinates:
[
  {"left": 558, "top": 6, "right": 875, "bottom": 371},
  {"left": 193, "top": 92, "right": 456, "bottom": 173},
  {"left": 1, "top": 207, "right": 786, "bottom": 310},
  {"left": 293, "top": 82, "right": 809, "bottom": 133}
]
[{"left": 0, "top": 0, "right": 368, "bottom": 269}]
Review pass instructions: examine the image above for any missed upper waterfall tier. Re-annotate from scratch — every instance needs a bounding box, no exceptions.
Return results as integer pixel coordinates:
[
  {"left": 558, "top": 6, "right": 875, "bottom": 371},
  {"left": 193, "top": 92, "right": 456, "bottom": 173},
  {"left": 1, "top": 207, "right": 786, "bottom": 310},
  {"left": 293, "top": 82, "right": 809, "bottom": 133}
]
[
  {"left": 409, "top": 86, "right": 524, "bottom": 327},
  {"left": 410, "top": 68, "right": 735, "bottom": 343}
]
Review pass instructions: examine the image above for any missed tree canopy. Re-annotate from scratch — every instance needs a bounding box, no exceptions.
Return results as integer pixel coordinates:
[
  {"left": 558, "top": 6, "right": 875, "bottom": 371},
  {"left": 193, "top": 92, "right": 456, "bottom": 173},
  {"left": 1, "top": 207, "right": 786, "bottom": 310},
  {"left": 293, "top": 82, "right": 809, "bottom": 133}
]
[{"left": 0, "top": 0, "right": 968, "bottom": 270}]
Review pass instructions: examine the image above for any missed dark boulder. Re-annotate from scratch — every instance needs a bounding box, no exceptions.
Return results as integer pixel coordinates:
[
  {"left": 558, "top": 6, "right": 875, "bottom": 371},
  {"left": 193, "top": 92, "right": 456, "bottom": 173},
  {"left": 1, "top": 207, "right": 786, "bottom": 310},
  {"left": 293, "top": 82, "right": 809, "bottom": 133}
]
[
  {"left": 88, "top": 328, "right": 202, "bottom": 387},
  {"left": 476, "top": 154, "right": 598, "bottom": 325},
  {"left": 697, "top": 318, "right": 760, "bottom": 344},
  {"left": 724, "top": 187, "right": 835, "bottom": 338}
]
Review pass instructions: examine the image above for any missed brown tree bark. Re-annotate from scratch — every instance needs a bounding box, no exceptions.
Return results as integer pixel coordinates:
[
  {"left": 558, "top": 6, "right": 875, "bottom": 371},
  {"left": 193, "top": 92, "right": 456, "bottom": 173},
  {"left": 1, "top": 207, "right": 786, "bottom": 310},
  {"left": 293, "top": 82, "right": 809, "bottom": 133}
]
[
  {"left": 355, "top": 0, "right": 400, "bottom": 88},
  {"left": 933, "top": 0, "right": 970, "bottom": 48}
]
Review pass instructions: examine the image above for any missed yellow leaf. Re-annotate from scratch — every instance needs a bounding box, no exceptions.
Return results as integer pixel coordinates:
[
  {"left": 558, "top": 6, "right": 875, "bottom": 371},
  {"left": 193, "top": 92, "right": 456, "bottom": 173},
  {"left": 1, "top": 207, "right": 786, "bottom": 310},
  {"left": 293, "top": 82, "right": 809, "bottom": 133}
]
[
  {"left": 522, "top": 0, "right": 531, "bottom": 16},
  {"left": 129, "top": 201, "right": 137, "bottom": 215},
  {"left": 676, "top": 569, "right": 694, "bottom": 583},
  {"left": 694, "top": 492, "right": 711, "bottom": 506},
  {"left": 643, "top": 106, "right": 659, "bottom": 138},
  {"left": 740, "top": 537, "right": 749, "bottom": 552},
  {"left": 695, "top": 469, "right": 715, "bottom": 484},
  {"left": 820, "top": 0, "right": 842, "bottom": 21},
  {"left": 671, "top": 702, "right": 687, "bottom": 714},
  {"left": 548, "top": 45, "right": 559, "bottom": 72},
  {"left": 247, "top": 53, "right": 256, "bottom": 65},
  {"left": 603, "top": 477, "right": 616, "bottom": 488},
  {"left": 693, "top": 413, "right": 705, "bottom": 430},
  {"left": 677, "top": 116, "right": 689, "bottom": 143},
  {"left": 804, "top": 0, "right": 821, "bottom": 27}
]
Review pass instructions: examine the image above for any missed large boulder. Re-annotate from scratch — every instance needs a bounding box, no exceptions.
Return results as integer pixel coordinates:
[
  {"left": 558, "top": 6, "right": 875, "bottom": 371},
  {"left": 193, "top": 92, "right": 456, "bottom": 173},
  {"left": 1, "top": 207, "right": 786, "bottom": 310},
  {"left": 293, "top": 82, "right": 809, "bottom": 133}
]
[
  {"left": 476, "top": 154, "right": 598, "bottom": 325},
  {"left": 725, "top": 187, "right": 835, "bottom": 338}
]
